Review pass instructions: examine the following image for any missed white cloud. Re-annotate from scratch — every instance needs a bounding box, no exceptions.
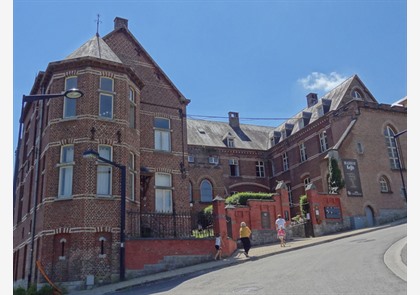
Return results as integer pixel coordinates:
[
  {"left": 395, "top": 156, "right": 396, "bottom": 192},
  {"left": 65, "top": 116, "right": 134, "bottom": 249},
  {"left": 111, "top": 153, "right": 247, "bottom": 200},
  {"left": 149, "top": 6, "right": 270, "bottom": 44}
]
[{"left": 298, "top": 72, "right": 347, "bottom": 92}]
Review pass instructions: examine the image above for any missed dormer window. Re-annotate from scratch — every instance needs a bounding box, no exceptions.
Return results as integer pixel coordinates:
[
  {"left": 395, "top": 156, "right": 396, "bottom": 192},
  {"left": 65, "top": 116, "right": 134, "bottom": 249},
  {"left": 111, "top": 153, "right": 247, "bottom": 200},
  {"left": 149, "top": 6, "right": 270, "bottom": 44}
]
[
  {"left": 227, "top": 137, "right": 234, "bottom": 148},
  {"left": 270, "top": 131, "right": 281, "bottom": 147}
]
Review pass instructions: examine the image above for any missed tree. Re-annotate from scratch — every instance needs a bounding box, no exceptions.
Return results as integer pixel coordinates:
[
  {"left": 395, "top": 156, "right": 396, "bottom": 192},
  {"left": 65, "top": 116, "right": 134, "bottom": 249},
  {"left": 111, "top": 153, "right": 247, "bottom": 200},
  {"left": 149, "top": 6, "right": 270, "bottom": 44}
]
[{"left": 327, "top": 157, "right": 345, "bottom": 194}]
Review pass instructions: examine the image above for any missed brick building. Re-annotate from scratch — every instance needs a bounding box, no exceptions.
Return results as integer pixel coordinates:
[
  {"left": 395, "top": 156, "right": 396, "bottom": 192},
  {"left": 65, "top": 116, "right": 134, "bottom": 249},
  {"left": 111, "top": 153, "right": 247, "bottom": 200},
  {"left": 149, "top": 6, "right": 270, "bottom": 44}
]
[{"left": 13, "top": 16, "right": 407, "bottom": 289}]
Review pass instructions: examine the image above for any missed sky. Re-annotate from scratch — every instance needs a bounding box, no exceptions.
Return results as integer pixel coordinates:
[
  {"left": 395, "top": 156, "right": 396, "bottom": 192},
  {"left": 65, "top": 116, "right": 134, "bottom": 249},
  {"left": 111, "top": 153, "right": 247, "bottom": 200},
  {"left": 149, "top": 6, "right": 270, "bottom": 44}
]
[{"left": 3, "top": 0, "right": 417, "bottom": 293}]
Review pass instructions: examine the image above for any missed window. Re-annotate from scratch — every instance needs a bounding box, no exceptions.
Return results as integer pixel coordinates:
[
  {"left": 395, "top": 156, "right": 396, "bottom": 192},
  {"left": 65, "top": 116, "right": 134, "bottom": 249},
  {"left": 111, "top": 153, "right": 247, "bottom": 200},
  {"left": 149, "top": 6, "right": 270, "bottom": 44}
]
[
  {"left": 155, "top": 173, "right": 172, "bottom": 212},
  {"left": 208, "top": 156, "right": 219, "bottom": 165},
  {"left": 97, "top": 145, "right": 112, "bottom": 196},
  {"left": 256, "top": 161, "right": 265, "bottom": 178},
  {"left": 129, "top": 88, "right": 135, "bottom": 128},
  {"left": 229, "top": 159, "right": 240, "bottom": 176},
  {"left": 59, "top": 238, "right": 66, "bottom": 260},
  {"left": 64, "top": 77, "right": 77, "bottom": 118},
  {"left": 58, "top": 145, "right": 74, "bottom": 198},
  {"left": 128, "top": 153, "right": 135, "bottom": 201},
  {"left": 200, "top": 179, "right": 213, "bottom": 202},
  {"left": 303, "top": 177, "right": 311, "bottom": 189},
  {"left": 270, "top": 131, "right": 281, "bottom": 147},
  {"left": 99, "top": 237, "right": 106, "bottom": 257},
  {"left": 356, "top": 142, "right": 364, "bottom": 154},
  {"left": 227, "top": 137, "right": 235, "bottom": 148},
  {"left": 154, "top": 118, "right": 171, "bottom": 151},
  {"left": 352, "top": 89, "right": 363, "bottom": 99},
  {"left": 282, "top": 152, "right": 289, "bottom": 171},
  {"left": 99, "top": 77, "right": 114, "bottom": 118},
  {"left": 299, "top": 143, "right": 307, "bottom": 162},
  {"left": 319, "top": 131, "right": 328, "bottom": 152},
  {"left": 384, "top": 126, "right": 400, "bottom": 169},
  {"left": 188, "top": 155, "right": 195, "bottom": 163},
  {"left": 286, "top": 183, "right": 292, "bottom": 205},
  {"left": 379, "top": 176, "right": 390, "bottom": 193},
  {"left": 317, "top": 105, "right": 324, "bottom": 117}
]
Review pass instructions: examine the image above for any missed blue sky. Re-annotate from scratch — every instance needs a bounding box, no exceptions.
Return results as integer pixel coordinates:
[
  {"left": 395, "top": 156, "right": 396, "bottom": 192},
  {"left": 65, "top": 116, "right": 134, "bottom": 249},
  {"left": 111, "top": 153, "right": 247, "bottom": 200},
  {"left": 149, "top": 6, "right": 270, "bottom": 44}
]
[{"left": 11, "top": 0, "right": 408, "bottom": 153}]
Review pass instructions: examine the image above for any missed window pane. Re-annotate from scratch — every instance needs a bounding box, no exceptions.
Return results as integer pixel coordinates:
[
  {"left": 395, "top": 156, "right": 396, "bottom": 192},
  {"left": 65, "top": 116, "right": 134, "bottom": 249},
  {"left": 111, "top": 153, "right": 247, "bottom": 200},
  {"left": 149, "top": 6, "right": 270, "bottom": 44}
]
[
  {"left": 200, "top": 180, "right": 212, "bottom": 202},
  {"left": 100, "top": 77, "right": 113, "bottom": 92},
  {"left": 65, "top": 77, "right": 77, "bottom": 90},
  {"left": 97, "top": 166, "right": 111, "bottom": 195},
  {"left": 99, "top": 146, "right": 111, "bottom": 160},
  {"left": 59, "top": 167, "right": 73, "bottom": 197},
  {"left": 100, "top": 94, "right": 113, "bottom": 118},
  {"left": 154, "top": 118, "right": 170, "bottom": 129},
  {"left": 61, "top": 146, "right": 74, "bottom": 163},
  {"left": 156, "top": 173, "right": 171, "bottom": 187}
]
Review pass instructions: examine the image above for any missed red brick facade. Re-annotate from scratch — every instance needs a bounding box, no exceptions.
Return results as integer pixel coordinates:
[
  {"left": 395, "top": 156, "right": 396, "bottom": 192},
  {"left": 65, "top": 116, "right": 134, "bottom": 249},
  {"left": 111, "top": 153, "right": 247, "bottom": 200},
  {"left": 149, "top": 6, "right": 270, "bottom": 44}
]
[{"left": 13, "top": 17, "right": 407, "bottom": 290}]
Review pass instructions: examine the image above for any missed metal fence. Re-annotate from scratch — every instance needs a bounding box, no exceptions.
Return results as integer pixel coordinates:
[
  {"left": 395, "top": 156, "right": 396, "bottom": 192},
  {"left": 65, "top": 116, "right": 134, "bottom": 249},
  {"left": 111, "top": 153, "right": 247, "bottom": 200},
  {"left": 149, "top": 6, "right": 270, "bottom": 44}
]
[{"left": 127, "top": 210, "right": 214, "bottom": 239}]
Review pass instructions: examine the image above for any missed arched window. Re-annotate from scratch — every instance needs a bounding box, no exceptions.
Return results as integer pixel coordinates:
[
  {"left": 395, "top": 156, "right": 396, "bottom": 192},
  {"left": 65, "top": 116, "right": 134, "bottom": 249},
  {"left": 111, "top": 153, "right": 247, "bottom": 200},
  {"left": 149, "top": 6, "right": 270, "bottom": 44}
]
[
  {"left": 59, "top": 238, "right": 67, "bottom": 260},
  {"left": 351, "top": 89, "right": 363, "bottom": 99},
  {"left": 200, "top": 180, "right": 213, "bottom": 202},
  {"left": 384, "top": 126, "right": 400, "bottom": 169},
  {"left": 379, "top": 176, "right": 390, "bottom": 193},
  {"left": 99, "top": 237, "right": 107, "bottom": 257}
]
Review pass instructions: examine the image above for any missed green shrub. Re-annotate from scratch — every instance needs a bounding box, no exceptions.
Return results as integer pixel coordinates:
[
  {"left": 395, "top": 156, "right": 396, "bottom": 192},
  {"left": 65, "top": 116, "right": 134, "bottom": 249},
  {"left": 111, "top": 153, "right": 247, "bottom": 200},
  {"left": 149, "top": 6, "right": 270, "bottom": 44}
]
[
  {"left": 13, "top": 287, "right": 26, "bottom": 295},
  {"left": 225, "top": 192, "right": 273, "bottom": 205},
  {"left": 36, "top": 284, "right": 54, "bottom": 295}
]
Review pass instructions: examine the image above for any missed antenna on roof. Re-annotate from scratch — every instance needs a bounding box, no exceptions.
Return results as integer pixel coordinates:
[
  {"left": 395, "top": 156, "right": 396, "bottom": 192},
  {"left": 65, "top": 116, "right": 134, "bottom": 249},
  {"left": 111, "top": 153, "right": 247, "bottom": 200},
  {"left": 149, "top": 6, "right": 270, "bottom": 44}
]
[{"left": 95, "top": 14, "right": 102, "bottom": 37}]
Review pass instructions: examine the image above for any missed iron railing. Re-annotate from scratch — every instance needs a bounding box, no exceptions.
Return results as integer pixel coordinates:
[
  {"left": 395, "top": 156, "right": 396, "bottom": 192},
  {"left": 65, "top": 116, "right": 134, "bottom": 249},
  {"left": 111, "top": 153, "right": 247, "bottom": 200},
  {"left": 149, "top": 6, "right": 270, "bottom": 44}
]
[{"left": 127, "top": 210, "right": 214, "bottom": 239}]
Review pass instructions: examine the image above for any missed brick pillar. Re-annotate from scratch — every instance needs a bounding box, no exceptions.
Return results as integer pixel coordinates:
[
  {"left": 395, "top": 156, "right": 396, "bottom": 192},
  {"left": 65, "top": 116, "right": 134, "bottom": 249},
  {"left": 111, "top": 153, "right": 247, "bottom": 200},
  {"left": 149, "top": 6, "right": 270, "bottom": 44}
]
[
  {"left": 275, "top": 181, "right": 291, "bottom": 223},
  {"left": 212, "top": 196, "right": 237, "bottom": 256},
  {"left": 305, "top": 183, "right": 320, "bottom": 225}
]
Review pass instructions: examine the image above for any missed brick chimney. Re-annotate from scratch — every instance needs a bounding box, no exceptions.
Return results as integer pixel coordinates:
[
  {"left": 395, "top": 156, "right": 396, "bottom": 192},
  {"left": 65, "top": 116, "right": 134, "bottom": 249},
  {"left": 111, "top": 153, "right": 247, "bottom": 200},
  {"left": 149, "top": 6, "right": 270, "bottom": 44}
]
[
  {"left": 306, "top": 93, "right": 318, "bottom": 108},
  {"left": 228, "top": 112, "right": 240, "bottom": 128},
  {"left": 114, "top": 17, "right": 128, "bottom": 30}
]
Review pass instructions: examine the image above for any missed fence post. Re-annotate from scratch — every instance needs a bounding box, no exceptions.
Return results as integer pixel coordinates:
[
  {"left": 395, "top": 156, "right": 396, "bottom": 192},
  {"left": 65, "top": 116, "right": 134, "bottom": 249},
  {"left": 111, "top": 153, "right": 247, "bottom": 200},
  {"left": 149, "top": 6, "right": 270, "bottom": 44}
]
[{"left": 212, "top": 196, "right": 227, "bottom": 236}]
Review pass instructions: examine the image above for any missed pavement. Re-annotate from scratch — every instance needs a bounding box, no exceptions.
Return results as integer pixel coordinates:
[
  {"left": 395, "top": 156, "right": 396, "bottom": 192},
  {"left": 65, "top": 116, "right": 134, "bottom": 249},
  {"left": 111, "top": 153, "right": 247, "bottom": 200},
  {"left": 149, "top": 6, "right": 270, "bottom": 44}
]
[{"left": 69, "top": 219, "right": 407, "bottom": 295}]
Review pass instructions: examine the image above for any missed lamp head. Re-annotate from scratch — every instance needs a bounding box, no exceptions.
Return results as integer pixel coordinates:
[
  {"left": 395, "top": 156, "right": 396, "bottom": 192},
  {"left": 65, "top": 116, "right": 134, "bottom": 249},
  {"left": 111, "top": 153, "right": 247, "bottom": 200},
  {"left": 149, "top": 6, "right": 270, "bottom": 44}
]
[
  {"left": 83, "top": 149, "right": 100, "bottom": 159},
  {"left": 64, "top": 88, "right": 84, "bottom": 99}
]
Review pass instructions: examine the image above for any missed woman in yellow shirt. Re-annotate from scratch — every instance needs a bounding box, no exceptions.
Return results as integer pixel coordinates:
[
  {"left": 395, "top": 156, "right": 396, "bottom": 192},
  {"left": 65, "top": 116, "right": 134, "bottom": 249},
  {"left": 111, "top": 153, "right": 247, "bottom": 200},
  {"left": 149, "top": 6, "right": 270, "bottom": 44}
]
[{"left": 239, "top": 222, "right": 252, "bottom": 257}]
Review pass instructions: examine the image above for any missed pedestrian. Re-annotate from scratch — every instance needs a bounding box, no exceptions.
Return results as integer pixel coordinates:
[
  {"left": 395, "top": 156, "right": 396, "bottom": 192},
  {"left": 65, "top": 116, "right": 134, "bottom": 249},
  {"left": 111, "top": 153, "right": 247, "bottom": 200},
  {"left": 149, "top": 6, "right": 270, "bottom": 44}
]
[
  {"left": 214, "top": 232, "right": 224, "bottom": 260},
  {"left": 239, "top": 221, "right": 252, "bottom": 257},
  {"left": 275, "top": 214, "right": 286, "bottom": 247}
]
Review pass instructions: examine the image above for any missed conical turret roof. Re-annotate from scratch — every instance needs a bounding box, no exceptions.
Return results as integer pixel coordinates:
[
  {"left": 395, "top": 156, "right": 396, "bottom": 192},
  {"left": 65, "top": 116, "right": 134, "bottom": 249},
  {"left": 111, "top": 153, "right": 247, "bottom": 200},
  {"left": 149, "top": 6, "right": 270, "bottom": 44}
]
[{"left": 65, "top": 34, "right": 122, "bottom": 63}]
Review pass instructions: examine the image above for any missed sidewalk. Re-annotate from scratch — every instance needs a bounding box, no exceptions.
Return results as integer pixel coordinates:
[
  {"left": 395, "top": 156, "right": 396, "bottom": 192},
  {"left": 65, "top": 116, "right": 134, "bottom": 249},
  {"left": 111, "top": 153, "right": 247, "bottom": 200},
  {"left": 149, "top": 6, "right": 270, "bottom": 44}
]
[{"left": 69, "top": 219, "right": 407, "bottom": 295}]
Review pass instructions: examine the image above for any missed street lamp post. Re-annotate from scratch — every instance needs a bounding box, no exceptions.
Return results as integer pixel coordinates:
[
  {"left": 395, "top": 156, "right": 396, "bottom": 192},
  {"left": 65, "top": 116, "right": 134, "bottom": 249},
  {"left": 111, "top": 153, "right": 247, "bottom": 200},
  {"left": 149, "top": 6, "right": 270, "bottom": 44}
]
[
  {"left": 393, "top": 130, "right": 407, "bottom": 201},
  {"left": 83, "top": 149, "right": 127, "bottom": 281},
  {"left": 13, "top": 88, "right": 84, "bottom": 289}
]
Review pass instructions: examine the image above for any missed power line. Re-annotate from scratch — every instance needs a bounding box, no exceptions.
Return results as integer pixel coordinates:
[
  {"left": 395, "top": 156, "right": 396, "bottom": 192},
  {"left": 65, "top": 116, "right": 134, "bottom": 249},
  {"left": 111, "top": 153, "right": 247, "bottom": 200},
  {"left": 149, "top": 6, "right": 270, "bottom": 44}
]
[{"left": 187, "top": 114, "right": 296, "bottom": 121}]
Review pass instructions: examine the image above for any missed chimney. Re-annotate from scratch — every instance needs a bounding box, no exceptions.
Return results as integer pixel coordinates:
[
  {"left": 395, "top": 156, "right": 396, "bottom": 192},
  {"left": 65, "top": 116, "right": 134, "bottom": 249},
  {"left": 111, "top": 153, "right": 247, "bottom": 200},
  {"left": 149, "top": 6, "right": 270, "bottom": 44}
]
[
  {"left": 114, "top": 17, "right": 128, "bottom": 30},
  {"left": 228, "top": 112, "right": 240, "bottom": 128},
  {"left": 306, "top": 93, "right": 318, "bottom": 108}
]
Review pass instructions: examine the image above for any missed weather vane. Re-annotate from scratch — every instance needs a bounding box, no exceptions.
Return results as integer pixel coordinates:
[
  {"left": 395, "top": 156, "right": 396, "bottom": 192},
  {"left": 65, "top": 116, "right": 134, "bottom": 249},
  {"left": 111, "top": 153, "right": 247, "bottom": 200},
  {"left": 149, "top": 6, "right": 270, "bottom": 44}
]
[{"left": 95, "top": 14, "right": 102, "bottom": 37}]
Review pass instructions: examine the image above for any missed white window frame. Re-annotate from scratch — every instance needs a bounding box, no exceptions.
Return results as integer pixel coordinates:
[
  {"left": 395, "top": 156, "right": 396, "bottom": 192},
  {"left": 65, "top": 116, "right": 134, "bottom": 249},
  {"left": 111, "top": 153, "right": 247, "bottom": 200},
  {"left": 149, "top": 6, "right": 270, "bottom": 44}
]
[
  {"left": 256, "top": 161, "right": 265, "bottom": 178},
  {"left": 282, "top": 152, "right": 289, "bottom": 171},
  {"left": 63, "top": 77, "right": 77, "bottom": 118},
  {"left": 384, "top": 126, "right": 400, "bottom": 169},
  {"left": 154, "top": 118, "right": 171, "bottom": 151},
  {"left": 99, "top": 77, "right": 114, "bottom": 119},
  {"left": 96, "top": 145, "right": 112, "bottom": 196},
  {"left": 229, "top": 159, "right": 240, "bottom": 177},
  {"left": 227, "top": 137, "right": 235, "bottom": 148},
  {"left": 129, "top": 87, "right": 135, "bottom": 128},
  {"left": 379, "top": 176, "right": 390, "bottom": 193},
  {"left": 303, "top": 176, "right": 311, "bottom": 189},
  {"left": 319, "top": 130, "right": 328, "bottom": 152},
  {"left": 58, "top": 145, "right": 74, "bottom": 198},
  {"left": 188, "top": 155, "right": 195, "bottom": 163},
  {"left": 208, "top": 156, "right": 219, "bottom": 165},
  {"left": 155, "top": 173, "right": 173, "bottom": 213},
  {"left": 299, "top": 142, "right": 307, "bottom": 162}
]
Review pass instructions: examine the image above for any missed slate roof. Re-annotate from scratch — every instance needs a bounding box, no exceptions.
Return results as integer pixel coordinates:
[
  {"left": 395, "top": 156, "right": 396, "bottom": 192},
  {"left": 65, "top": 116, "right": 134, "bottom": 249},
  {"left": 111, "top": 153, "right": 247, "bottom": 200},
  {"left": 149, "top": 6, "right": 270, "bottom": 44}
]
[
  {"left": 65, "top": 34, "right": 122, "bottom": 63},
  {"left": 187, "top": 75, "right": 377, "bottom": 151},
  {"left": 187, "top": 119, "right": 274, "bottom": 150}
]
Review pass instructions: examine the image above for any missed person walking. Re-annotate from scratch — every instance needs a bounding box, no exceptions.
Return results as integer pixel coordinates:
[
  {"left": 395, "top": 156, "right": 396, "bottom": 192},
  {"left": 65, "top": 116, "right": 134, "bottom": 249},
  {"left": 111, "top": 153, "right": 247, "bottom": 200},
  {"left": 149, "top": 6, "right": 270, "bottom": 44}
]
[
  {"left": 239, "top": 222, "right": 252, "bottom": 257},
  {"left": 275, "top": 214, "right": 286, "bottom": 247},
  {"left": 214, "top": 233, "right": 224, "bottom": 260}
]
